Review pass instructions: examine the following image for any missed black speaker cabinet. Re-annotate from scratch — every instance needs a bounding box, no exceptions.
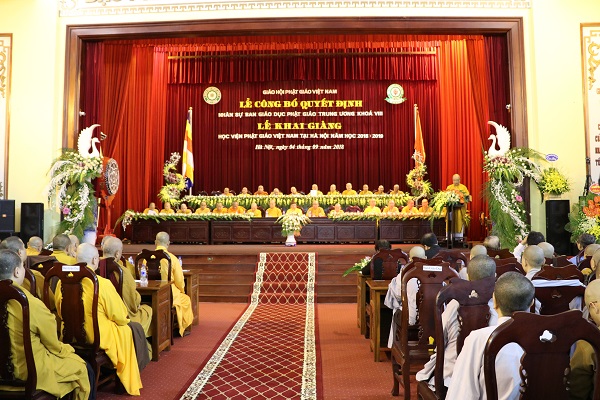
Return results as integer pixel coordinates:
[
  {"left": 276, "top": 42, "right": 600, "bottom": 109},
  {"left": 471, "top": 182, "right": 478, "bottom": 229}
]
[
  {"left": 546, "top": 200, "right": 571, "bottom": 255},
  {"left": 20, "top": 202, "right": 44, "bottom": 244},
  {"left": 0, "top": 200, "right": 15, "bottom": 233}
]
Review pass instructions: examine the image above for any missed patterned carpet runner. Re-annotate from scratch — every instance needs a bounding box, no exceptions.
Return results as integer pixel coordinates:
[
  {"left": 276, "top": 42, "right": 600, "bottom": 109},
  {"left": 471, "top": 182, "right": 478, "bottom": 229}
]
[{"left": 180, "top": 252, "right": 318, "bottom": 400}]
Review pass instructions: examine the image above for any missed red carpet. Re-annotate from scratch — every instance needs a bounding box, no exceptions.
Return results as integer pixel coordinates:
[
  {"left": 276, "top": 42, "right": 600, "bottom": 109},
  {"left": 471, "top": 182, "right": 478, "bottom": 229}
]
[{"left": 180, "top": 253, "right": 320, "bottom": 400}]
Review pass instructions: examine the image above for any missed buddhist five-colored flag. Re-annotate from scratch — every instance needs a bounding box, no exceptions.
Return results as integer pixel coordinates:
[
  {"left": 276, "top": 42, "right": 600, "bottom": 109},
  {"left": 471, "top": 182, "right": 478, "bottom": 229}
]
[
  {"left": 414, "top": 104, "right": 426, "bottom": 165},
  {"left": 182, "top": 107, "right": 194, "bottom": 190}
]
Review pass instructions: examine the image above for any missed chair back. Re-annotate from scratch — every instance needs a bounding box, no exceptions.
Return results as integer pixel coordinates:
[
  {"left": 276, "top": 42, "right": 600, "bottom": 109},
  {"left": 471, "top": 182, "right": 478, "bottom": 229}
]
[
  {"left": 493, "top": 257, "right": 525, "bottom": 277},
  {"left": 436, "top": 250, "right": 467, "bottom": 271},
  {"left": 484, "top": 310, "right": 600, "bottom": 400},
  {"left": 552, "top": 255, "right": 576, "bottom": 268},
  {"left": 0, "top": 280, "right": 38, "bottom": 396},
  {"left": 370, "top": 249, "right": 409, "bottom": 279},
  {"left": 22, "top": 267, "right": 37, "bottom": 299},
  {"left": 26, "top": 255, "right": 57, "bottom": 276},
  {"left": 487, "top": 248, "right": 514, "bottom": 259},
  {"left": 431, "top": 276, "right": 495, "bottom": 397},
  {"left": 135, "top": 249, "right": 171, "bottom": 281},
  {"left": 44, "top": 263, "right": 101, "bottom": 353},
  {"left": 578, "top": 256, "right": 592, "bottom": 272},
  {"left": 99, "top": 257, "right": 124, "bottom": 297},
  {"left": 400, "top": 262, "right": 457, "bottom": 352},
  {"left": 38, "top": 249, "right": 52, "bottom": 256},
  {"left": 533, "top": 264, "right": 584, "bottom": 282},
  {"left": 345, "top": 205, "right": 362, "bottom": 213}
]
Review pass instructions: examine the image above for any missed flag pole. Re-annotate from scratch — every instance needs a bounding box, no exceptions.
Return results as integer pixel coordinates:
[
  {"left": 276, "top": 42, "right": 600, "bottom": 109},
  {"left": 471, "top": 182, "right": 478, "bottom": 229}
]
[
  {"left": 188, "top": 107, "right": 193, "bottom": 196},
  {"left": 414, "top": 104, "right": 418, "bottom": 141}
]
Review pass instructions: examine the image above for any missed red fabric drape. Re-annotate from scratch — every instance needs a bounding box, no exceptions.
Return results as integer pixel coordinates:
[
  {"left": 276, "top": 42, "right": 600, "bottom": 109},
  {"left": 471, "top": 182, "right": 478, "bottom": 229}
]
[{"left": 79, "top": 34, "right": 511, "bottom": 241}]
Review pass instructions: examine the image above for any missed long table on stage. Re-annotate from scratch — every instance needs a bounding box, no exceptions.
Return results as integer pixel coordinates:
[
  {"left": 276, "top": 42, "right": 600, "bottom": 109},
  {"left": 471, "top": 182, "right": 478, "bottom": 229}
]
[{"left": 130, "top": 217, "right": 445, "bottom": 244}]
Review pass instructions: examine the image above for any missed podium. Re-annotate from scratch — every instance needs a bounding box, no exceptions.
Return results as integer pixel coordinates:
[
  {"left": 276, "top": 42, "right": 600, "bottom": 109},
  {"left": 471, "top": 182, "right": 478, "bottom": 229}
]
[{"left": 446, "top": 203, "right": 465, "bottom": 249}]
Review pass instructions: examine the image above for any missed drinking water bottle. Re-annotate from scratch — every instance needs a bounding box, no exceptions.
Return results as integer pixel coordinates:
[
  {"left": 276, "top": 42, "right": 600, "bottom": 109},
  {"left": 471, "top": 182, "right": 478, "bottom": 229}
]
[{"left": 140, "top": 264, "right": 148, "bottom": 287}]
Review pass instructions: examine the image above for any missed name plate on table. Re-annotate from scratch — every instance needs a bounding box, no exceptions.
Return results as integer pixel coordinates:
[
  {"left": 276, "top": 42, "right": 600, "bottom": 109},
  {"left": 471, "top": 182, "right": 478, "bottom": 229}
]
[
  {"left": 62, "top": 265, "right": 80, "bottom": 272},
  {"left": 423, "top": 266, "right": 443, "bottom": 272}
]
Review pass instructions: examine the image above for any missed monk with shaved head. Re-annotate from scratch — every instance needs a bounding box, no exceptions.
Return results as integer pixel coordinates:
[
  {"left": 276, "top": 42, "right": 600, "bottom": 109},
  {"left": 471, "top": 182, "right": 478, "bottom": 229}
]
[{"left": 522, "top": 245, "right": 545, "bottom": 280}]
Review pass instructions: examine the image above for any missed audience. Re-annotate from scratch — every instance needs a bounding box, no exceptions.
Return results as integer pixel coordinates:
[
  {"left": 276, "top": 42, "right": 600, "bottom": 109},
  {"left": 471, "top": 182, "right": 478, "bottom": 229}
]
[
  {"left": 571, "top": 233, "right": 598, "bottom": 265},
  {"left": 409, "top": 246, "right": 426, "bottom": 261},
  {"left": 143, "top": 202, "right": 158, "bottom": 215},
  {"left": 247, "top": 202, "right": 262, "bottom": 217},
  {"left": 446, "top": 272, "right": 535, "bottom": 399},
  {"left": 537, "top": 242, "right": 555, "bottom": 259},
  {"left": 194, "top": 201, "right": 210, "bottom": 214},
  {"left": 56, "top": 243, "right": 143, "bottom": 395},
  {"left": 417, "top": 255, "right": 498, "bottom": 389},
  {"left": 265, "top": 199, "right": 283, "bottom": 217},
  {"left": 155, "top": 232, "right": 194, "bottom": 337},
  {"left": 51, "top": 234, "right": 77, "bottom": 265},
  {"left": 68, "top": 234, "right": 80, "bottom": 258},
  {"left": 306, "top": 200, "right": 326, "bottom": 217},
  {"left": 421, "top": 233, "right": 441, "bottom": 259},
  {"left": 513, "top": 231, "right": 545, "bottom": 262},
  {"left": 522, "top": 245, "right": 544, "bottom": 280},
  {"left": 25, "top": 235, "right": 43, "bottom": 256},
  {"left": 360, "top": 240, "right": 392, "bottom": 276},
  {"left": 483, "top": 235, "right": 501, "bottom": 251},
  {"left": 0, "top": 249, "right": 92, "bottom": 400},
  {"left": 364, "top": 198, "right": 381, "bottom": 214}
]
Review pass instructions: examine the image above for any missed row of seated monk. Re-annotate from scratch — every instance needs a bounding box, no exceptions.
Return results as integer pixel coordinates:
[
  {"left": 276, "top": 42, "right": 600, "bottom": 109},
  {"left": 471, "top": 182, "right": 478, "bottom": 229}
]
[
  {"left": 144, "top": 198, "right": 434, "bottom": 217},
  {"left": 362, "top": 231, "right": 600, "bottom": 399},
  {"left": 0, "top": 231, "right": 194, "bottom": 399},
  {"left": 194, "top": 183, "right": 406, "bottom": 197}
]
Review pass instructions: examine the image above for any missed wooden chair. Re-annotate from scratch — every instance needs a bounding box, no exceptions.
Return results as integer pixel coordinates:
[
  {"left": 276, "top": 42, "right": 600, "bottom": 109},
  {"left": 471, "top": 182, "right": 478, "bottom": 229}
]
[
  {"left": 578, "top": 256, "right": 592, "bottom": 272},
  {"left": 552, "top": 255, "right": 576, "bottom": 267},
  {"left": 492, "top": 258, "right": 525, "bottom": 277},
  {"left": 43, "top": 263, "right": 120, "bottom": 397},
  {"left": 0, "top": 280, "right": 67, "bottom": 400},
  {"left": 38, "top": 249, "right": 52, "bottom": 256},
  {"left": 370, "top": 249, "right": 410, "bottom": 280},
  {"left": 391, "top": 261, "right": 457, "bottom": 399},
  {"left": 533, "top": 264, "right": 584, "bottom": 282},
  {"left": 484, "top": 310, "right": 600, "bottom": 400},
  {"left": 436, "top": 250, "right": 466, "bottom": 272},
  {"left": 345, "top": 205, "right": 362, "bottom": 213},
  {"left": 27, "top": 256, "right": 57, "bottom": 276},
  {"left": 22, "top": 267, "right": 38, "bottom": 299},
  {"left": 486, "top": 248, "right": 514, "bottom": 259},
  {"left": 98, "top": 257, "right": 124, "bottom": 298},
  {"left": 531, "top": 265, "right": 585, "bottom": 315},
  {"left": 417, "top": 276, "right": 496, "bottom": 400}
]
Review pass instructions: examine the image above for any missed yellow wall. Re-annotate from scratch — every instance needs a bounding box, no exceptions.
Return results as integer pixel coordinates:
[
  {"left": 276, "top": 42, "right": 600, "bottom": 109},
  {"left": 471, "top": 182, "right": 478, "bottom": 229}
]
[{"left": 0, "top": 0, "right": 594, "bottom": 242}]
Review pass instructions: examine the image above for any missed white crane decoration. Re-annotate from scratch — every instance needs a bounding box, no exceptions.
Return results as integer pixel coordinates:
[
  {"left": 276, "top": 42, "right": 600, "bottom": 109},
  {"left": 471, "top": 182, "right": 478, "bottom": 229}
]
[
  {"left": 77, "top": 124, "right": 102, "bottom": 158},
  {"left": 487, "top": 121, "right": 511, "bottom": 157}
]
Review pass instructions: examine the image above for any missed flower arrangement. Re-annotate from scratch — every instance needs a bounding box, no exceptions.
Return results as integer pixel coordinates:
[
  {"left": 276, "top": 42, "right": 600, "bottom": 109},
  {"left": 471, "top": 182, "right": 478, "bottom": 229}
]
[
  {"left": 406, "top": 162, "right": 433, "bottom": 201},
  {"left": 483, "top": 147, "right": 545, "bottom": 249},
  {"left": 45, "top": 150, "right": 103, "bottom": 238},
  {"left": 276, "top": 214, "right": 311, "bottom": 236},
  {"left": 158, "top": 153, "right": 185, "bottom": 204},
  {"left": 538, "top": 168, "right": 570, "bottom": 196},
  {"left": 116, "top": 210, "right": 252, "bottom": 230},
  {"left": 342, "top": 256, "right": 372, "bottom": 277},
  {"left": 567, "top": 193, "right": 600, "bottom": 242}
]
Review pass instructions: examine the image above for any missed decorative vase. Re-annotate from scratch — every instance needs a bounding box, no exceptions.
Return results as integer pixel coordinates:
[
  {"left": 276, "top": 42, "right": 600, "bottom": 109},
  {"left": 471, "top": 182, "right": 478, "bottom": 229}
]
[{"left": 285, "top": 233, "right": 297, "bottom": 247}]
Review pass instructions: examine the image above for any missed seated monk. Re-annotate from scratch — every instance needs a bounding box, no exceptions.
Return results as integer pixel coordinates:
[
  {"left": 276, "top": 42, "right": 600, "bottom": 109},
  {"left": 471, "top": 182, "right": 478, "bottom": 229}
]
[
  {"left": 68, "top": 235, "right": 80, "bottom": 258},
  {"left": 194, "top": 201, "right": 210, "bottom": 214},
  {"left": 51, "top": 234, "right": 77, "bottom": 265},
  {"left": 402, "top": 199, "right": 418, "bottom": 214},
  {"left": 228, "top": 201, "right": 246, "bottom": 214},
  {"left": 26, "top": 236, "right": 43, "bottom": 256},
  {"left": 238, "top": 187, "right": 250, "bottom": 196},
  {"left": 160, "top": 202, "right": 175, "bottom": 215},
  {"left": 286, "top": 202, "right": 303, "bottom": 215},
  {"left": 246, "top": 202, "right": 262, "bottom": 217},
  {"left": 289, "top": 186, "right": 302, "bottom": 196},
  {"left": 155, "top": 232, "right": 194, "bottom": 336},
  {"left": 56, "top": 244, "right": 143, "bottom": 396},
  {"left": 364, "top": 198, "right": 381, "bottom": 214},
  {"left": 359, "top": 184, "right": 373, "bottom": 196},
  {"left": 177, "top": 203, "right": 192, "bottom": 215},
  {"left": 418, "top": 198, "right": 432, "bottom": 213},
  {"left": 0, "top": 249, "right": 91, "bottom": 400},
  {"left": 222, "top": 187, "right": 233, "bottom": 196},
  {"left": 254, "top": 185, "right": 268, "bottom": 196},
  {"left": 342, "top": 182, "right": 357, "bottom": 196},
  {"left": 306, "top": 200, "right": 326, "bottom": 217},
  {"left": 382, "top": 200, "right": 399, "bottom": 214},
  {"left": 328, "top": 203, "right": 345, "bottom": 217},
  {"left": 374, "top": 185, "right": 386, "bottom": 195},
  {"left": 389, "top": 184, "right": 403, "bottom": 195},
  {"left": 103, "top": 237, "right": 152, "bottom": 338},
  {"left": 212, "top": 202, "right": 228, "bottom": 214},
  {"left": 1, "top": 236, "right": 54, "bottom": 306},
  {"left": 271, "top": 188, "right": 283, "bottom": 196},
  {"left": 327, "top": 184, "right": 340, "bottom": 196},
  {"left": 265, "top": 199, "right": 283, "bottom": 218},
  {"left": 310, "top": 184, "right": 323, "bottom": 196},
  {"left": 143, "top": 202, "right": 158, "bottom": 216}
]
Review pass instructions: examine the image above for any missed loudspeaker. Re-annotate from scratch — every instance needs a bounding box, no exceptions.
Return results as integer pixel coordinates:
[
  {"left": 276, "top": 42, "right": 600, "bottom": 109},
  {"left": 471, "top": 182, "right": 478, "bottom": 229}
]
[
  {"left": 20, "top": 202, "right": 43, "bottom": 244},
  {"left": 546, "top": 200, "right": 571, "bottom": 255},
  {"left": 0, "top": 200, "right": 15, "bottom": 233}
]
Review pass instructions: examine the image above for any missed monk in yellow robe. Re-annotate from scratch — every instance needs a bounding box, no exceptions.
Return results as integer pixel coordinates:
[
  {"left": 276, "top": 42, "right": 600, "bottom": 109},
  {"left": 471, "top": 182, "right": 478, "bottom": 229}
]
[
  {"left": 446, "top": 174, "right": 470, "bottom": 236},
  {"left": 382, "top": 200, "right": 399, "bottom": 214},
  {"left": 228, "top": 201, "right": 246, "bottom": 214},
  {"left": 265, "top": 199, "right": 283, "bottom": 218},
  {"left": 238, "top": 187, "right": 250, "bottom": 196},
  {"left": 306, "top": 200, "right": 326, "bottom": 217},
  {"left": 177, "top": 203, "right": 192, "bottom": 214},
  {"left": 374, "top": 185, "right": 386, "bottom": 195},
  {"left": 254, "top": 185, "right": 268, "bottom": 196},
  {"left": 270, "top": 188, "right": 283, "bottom": 196},
  {"left": 419, "top": 198, "right": 432, "bottom": 214},
  {"left": 0, "top": 250, "right": 91, "bottom": 400},
  {"left": 160, "top": 202, "right": 175, "bottom": 215},
  {"left": 26, "top": 236, "right": 43, "bottom": 256},
  {"left": 390, "top": 184, "right": 403, "bottom": 195},
  {"left": 212, "top": 202, "right": 228, "bottom": 214},
  {"left": 359, "top": 184, "right": 373, "bottom": 196},
  {"left": 143, "top": 202, "right": 158, "bottom": 215},
  {"left": 286, "top": 203, "right": 303, "bottom": 215},
  {"left": 310, "top": 184, "right": 323, "bottom": 196},
  {"left": 289, "top": 186, "right": 303, "bottom": 196},
  {"left": 247, "top": 202, "right": 262, "bottom": 217},
  {"left": 51, "top": 234, "right": 77, "bottom": 265},
  {"left": 56, "top": 244, "right": 143, "bottom": 396},
  {"left": 222, "top": 187, "right": 234, "bottom": 196},
  {"left": 402, "top": 199, "right": 418, "bottom": 214},
  {"left": 103, "top": 237, "right": 152, "bottom": 338},
  {"left": 194, "top": 201, "right": 210, "bottom": 214},
  {"left": 364, "top": 198, "right": 381, "bottom": 214},
  {"left": 328, "top": 203, "right": 345, "bottom": 216},
  {"left": 155, "top": 232, "right": 194, "bottom": 337},
  {"left": 327, "top": 184, "right": 340, "bottom": 196},
  {"left": 342, "top": 183, "right": 357, "bottom": 196},
  {"left": 68, "top": 235, "right": 80, "bottom": 258}
]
